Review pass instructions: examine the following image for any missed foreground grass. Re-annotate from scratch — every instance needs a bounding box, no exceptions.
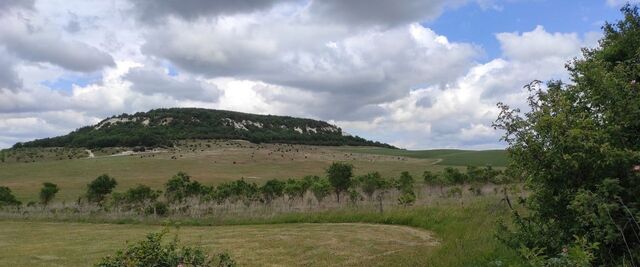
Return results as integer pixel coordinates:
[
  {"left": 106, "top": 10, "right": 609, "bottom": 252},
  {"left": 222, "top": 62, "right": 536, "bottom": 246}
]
[
  {"left": 1, "top": 196, "right": 522, "bottom": 266},
  {"left": 0, "top": 221, "right": 440, "bottom": 266}
]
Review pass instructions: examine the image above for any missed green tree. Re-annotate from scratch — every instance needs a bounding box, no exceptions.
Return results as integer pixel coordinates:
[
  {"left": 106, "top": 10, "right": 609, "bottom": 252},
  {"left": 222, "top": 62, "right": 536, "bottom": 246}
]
[
  {"left": 310, "top": 177, "right": 332, "bottom": 203},
  {"left": 0, "top": 186, "right": 21, "bottom": 207},
  {"left": 39, "top": 182, "right": 59, "bottom": 206},
  {"left": 494, "top": 5, "right": 640, "bottom": 265},
  {"left": 165, "top": 172, "right": 211, "bottom": 203},
  {"left": 357, "top": 172, "right": 384, "bottom": 200},
  {"left": 465, "top": 166, "right": 482, "bottom": 183},
  {"left": 326, "top": 162, "right": 353, "bottom": 202},
  {"left": 259, "top": 179, "right": 285, "bottom": 204},
  {"left": 284, "top": 179, "right": 306, "bottom": 202},
  {"left": 442, "top": 167, "right": 466, "bottom": 185},
  {"left": 124, "top": 185, "right": 160, "bottom": 213},
  {"left": 86, "top": 174, "right": 117, "bottom": 204},
  {"left": 396, "top": 171, "right": 416, "bottom": 206},
  {"left": 422, "top": 170, "right": 438, "bottom": 184}
]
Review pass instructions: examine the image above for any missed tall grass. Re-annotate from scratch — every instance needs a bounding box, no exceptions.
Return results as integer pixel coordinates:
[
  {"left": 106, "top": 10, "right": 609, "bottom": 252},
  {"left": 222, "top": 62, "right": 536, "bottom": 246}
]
[{"left": 2, "top": 193, "right": 523, "bottom": 266}]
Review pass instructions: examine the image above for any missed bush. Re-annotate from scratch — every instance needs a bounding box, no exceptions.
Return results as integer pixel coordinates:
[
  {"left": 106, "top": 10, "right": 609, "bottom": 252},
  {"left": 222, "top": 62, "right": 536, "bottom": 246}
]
[
  {"left": 356, "top": 172, "right": 384, "bottom": 200},
  {"left": 397, "top": 192, "right": 416, "bottom": 206},
  {"left": 87, "top": 174, "right": 117, "bottom": 204},
  {"left": 493, "top": 5, "right": 640, "bottom": 264},
  {"left": 124, "top": 185, "right": 161, "bottom": 213},
  {"left": 145, "top": 201, "right": 168, "bottom": 216},
  {"left": 259, "top": 179, "right": 285, "bottom": 204},
  {"left": 165, "top": 172, "right": 212, "bottom": 203},
  {"left": 96, "top": 230, "right": 235, "bottom": 267},
  {"left": 39, "top": 182, "right": 60, "bottom": 206},
  {"left": 310, "top": 177, "right": 332, "bottom": 203},
  {"left": 0, "top": 186, "right": 21, "bottom": 207}
]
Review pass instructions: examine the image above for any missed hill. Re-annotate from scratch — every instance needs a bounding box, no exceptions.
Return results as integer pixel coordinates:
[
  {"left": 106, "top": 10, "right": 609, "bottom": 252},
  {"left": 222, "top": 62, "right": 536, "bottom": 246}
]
[
  {"left": 336, "top": 147, "right": 509, "bottom": 167},
  {"left": 12, "top": 108, "right": 394, "bottom": 149}
]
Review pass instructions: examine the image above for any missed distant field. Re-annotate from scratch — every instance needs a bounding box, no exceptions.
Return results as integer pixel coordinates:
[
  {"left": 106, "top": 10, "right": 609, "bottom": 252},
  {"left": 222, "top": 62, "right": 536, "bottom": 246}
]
[
  {"left": 336, "top": 147, "right": 509, "bottom": 167},
  {"left": 0, "top": 221, "right": 438, "bottom": 266},
  {"left": 0, "top": 141, "right": 449, "bottom": 201}
]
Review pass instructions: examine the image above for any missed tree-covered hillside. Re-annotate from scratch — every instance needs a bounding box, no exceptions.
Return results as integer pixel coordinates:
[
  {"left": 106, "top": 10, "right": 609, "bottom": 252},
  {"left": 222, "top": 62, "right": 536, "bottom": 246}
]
[{"left": 14, "top": 108, "right": 394, "bottom": 149}]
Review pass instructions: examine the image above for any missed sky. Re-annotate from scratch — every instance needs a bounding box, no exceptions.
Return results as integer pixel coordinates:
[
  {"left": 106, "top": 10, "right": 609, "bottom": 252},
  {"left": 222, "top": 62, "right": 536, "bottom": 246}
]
[{"left": 0, "top": 0, "right": 635, "bottom": 150}]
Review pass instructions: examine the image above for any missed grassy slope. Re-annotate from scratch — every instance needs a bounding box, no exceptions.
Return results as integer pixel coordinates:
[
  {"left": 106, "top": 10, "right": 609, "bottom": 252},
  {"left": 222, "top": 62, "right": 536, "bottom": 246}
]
[
  {"left": 337, "top": 147, "right": 509, "bottom": 167},
  {"left": 0, "top": 143, "right": 445, "bottom": 202},
  {"left": 0, "top": 197, "right": 522, "bottom": 266}
]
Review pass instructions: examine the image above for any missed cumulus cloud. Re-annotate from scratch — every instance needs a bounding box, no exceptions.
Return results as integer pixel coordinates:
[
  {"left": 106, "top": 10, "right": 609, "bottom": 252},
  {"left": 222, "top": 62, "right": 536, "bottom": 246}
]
[
  {"left": 128, "top": 0, "right": 293, "bottom": 23},
  {"left": 124, "top": 66, "right": 220, "bottom": 101},
  {"left": 0, "top": 0, "right": 607, "bottom": 149},
  {"left": 306, "top": 0, "right": 464, "bottom": 27},
  {"left": 0, "top": 0, "right": 34, "bottom": 13},
  {"left": 0, "top": 49, "right": 22, "bottom": 90},
  {"left": 497, "top": 25, "right": 583, "bottom": 62},
  {"left": 0, "top": 14, "right": 115, "bottom": 72},
  {"left": 330, "top": 26, "right": 596, "bottom": 149},
  {"left": 141, "top": 14, "right": 480, "bottom": 120}
]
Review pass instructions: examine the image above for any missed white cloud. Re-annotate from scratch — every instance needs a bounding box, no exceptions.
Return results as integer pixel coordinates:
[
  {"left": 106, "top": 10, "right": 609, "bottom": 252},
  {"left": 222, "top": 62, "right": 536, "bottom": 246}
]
[
  {"left": 497, "top": 25, "right": 582, "bottom": 62},
  {"left": 0, "top": 12, "right": 115, "bottom": 72},
  {"left": 0, "top": 1, "right": 605, "bottom": 150}
]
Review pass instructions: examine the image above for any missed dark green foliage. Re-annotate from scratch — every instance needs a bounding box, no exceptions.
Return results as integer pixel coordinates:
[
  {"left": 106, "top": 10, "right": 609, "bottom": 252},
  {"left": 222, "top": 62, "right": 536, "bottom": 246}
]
[
  {"left": 422, "top": 170, "right": 438, "bottom": 184},
  {"left": 441, "top": 167, "right": 467, "bottom": 185},
  {"left": 16, "top": 108, "right": 394, "bottom": 149},
  {"left": 396, "top": 171, "right": 415, "bottom": 193},
  {"left": 310, "top": 177, "right": 332, "bottom": 203},
  {"left": 165, "top": 172, "right": 212, "bottom": 203},
  {"left": 212, "top": 179, "right": 259, "bottom": 204},
  {"left": 396, "top": 171, "right": 416, "bottom": 206},
  {"left": 356, "top": 172, "right": 384, "bottom": 200},
  {"left": 283, "top": 179, "right": 306, "bottom": 201},
  {"left": 0, "top": 186, "right": 21, "bottom": 207},
  {"left": 259, "top": 179, "right": 285, "bottom": 204},
  {"left": 87, "top": 174, "right": 117, "bottom": 204},
  {"left": 124, "top": 185, "right": 161, "bottom": 212},
  {"left": 146, "top": 201, "right": 168, "bottom": 216},
  {"left": 326, "top": 162, "right": 354, "bottom": 203},
  {"left": 348, "top": 188, "right": 361, "bottom": 205},
  {"left": 39, "top": 182, "right": 59, "bottom": 206},
  {"left": 95, "top": 230, "right": 235, "bottom": 267},
  {"left": 494, "top": 5, "right": 640, "bottom": 265}
]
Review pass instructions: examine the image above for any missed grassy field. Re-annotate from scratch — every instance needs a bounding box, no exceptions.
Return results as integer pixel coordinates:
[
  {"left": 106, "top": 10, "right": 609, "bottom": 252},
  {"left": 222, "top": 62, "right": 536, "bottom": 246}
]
[
  {"left": 1, "top": 141, "right": 449, "bottom": 202},
  {"left": 0, "top": 221, "right": 439, "bottom": 266},
  {"left": 0, "top": 140, "right": 522, "bottom": 266},
  {"left": 336, "top": 147, "right": 509, "bottom": 167},
  {"left": 0, "top": 196, "right": 521, "bottom": 266}
]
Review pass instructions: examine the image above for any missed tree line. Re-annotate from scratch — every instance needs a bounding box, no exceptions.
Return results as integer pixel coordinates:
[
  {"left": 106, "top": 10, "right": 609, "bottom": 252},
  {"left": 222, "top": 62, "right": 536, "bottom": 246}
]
[{"left": 0, "top": 162, "right": 512, "bottom": 214}]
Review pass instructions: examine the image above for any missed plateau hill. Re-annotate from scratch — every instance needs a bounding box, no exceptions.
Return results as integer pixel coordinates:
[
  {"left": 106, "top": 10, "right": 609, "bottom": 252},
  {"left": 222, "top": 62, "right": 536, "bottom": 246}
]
[{"left": 13, "top": 108, "right": 394, "bottom": 149}]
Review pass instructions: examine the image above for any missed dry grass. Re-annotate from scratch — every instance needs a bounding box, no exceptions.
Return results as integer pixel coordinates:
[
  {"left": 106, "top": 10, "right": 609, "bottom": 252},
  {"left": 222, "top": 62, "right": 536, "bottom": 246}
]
[
  {"left": 0, "top": 141, "right": 446, "bottom": 201},
  {"left": 0, "top": 221, "right": 438, "bottom": 267}
]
